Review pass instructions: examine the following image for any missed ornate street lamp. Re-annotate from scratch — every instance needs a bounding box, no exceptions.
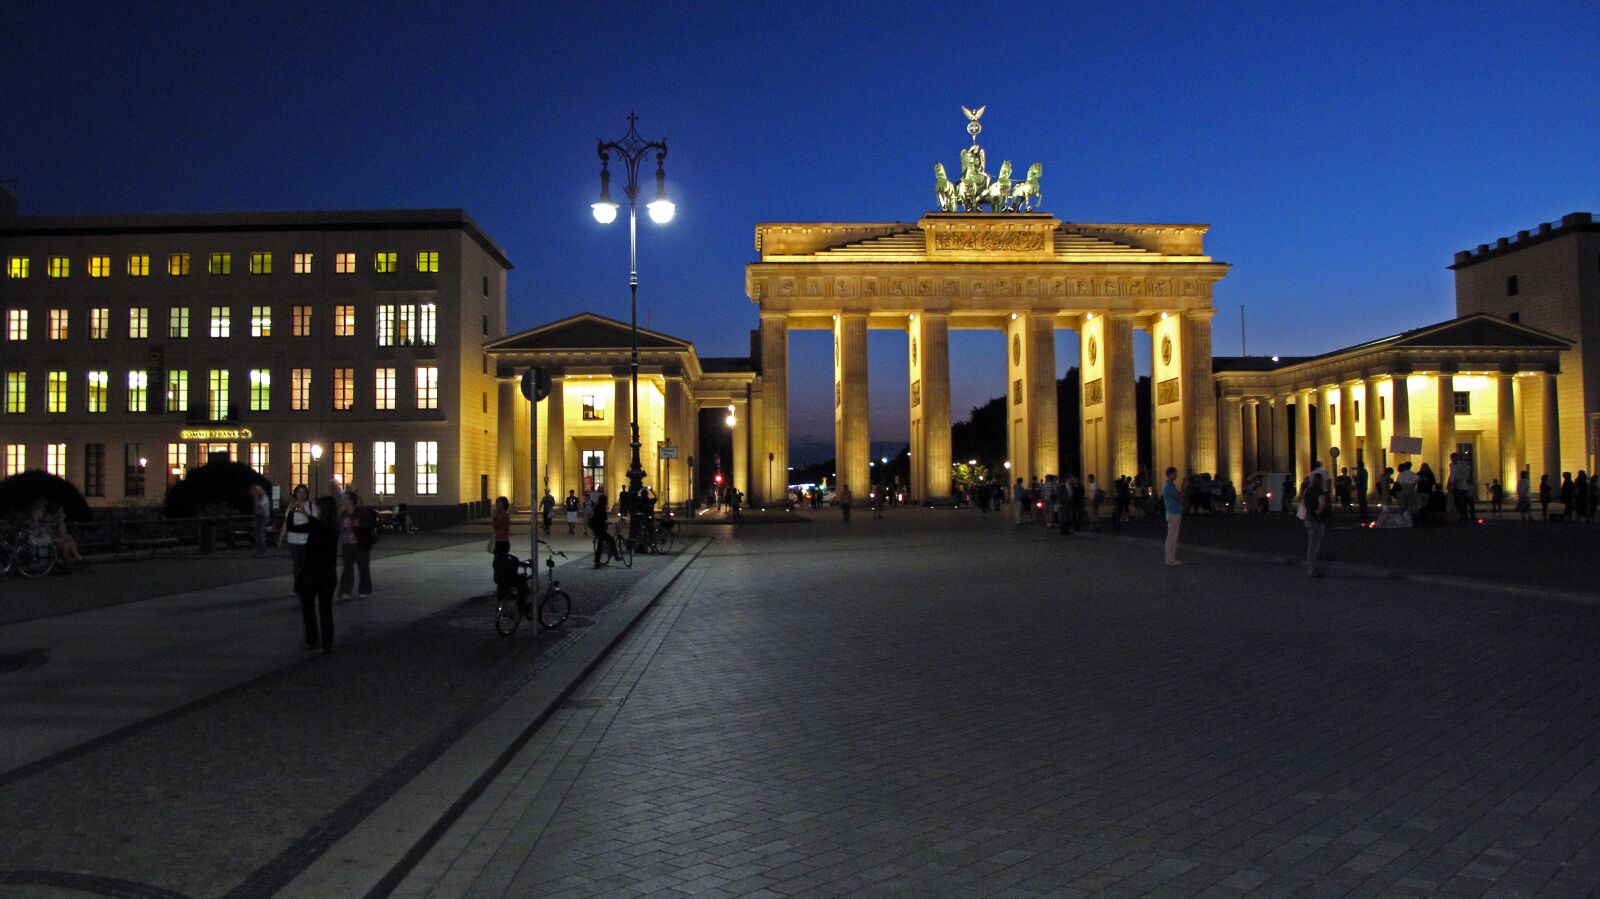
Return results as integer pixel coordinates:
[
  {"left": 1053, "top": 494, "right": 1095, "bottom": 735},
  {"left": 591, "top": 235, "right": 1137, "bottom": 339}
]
[{"left": 592, "top": 112, "right": 673, "bottom": 525}]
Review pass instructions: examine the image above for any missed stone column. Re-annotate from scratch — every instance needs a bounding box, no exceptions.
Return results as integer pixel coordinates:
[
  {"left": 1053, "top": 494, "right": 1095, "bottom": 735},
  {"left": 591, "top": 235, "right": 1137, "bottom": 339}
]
[
  {"left": 497, "top": 378, "right": 519, "bottom": 504},
  {"left": 1541, "top": 371, "right": 1561, "bottom": 481},
  {"left": 1436, "top": 372, "right": 1456, "bottom": 474},
  {"left": 609, "top": 377, "right": 631, "bottom": 510},
  {"left": 1106, "top": 314, "right": 1138, "bottom": 481},
  {"left": 1027, "top": 315, "right": 1058, "bottom": 478},
  {"left": 909, "top": 311, "right": 952, "bottom": 503},
  {"left": 1242, "top": 399, "right": 1259, "bottom": 474},
  {"left": 1270, "top": 395, "right": 1290, "bottom": 472},
  {"left": 663, "top": 378, "right": 688, "bottom": 509},
  {"left": 1180, "top": 311, "right": 1218, "bottom": 475},
  {"left": 759, "top": 314, "right": 789, "bottom": 505},
  {"left": 1497, "top": 371, "right": 1518, "bottom": 490},
  {"left": 748, "top": 385, "right": 765, "bottom": 503},
  {"left": 1294, "top": 389, "right": 1313, "bottom": 480},
  {"left": 1391, "top": 372, "right": 1411, "bottom": 438},
  {"left": 1221, "top": 395, "right": 1243, "bottom": 489},
  {"left": 834, "top": 312, "right": 870, "bottom": 494},
  {"left": 1338, "top": 383, "right": 1357, "bottom": 474},
  {"left": 732, "top": 396, "right": 749, "bottom": 498},
  {"left": 1363, "top": 378, "right": 1382, "bottom": 476},
  {"left": 545, "top": 376, "right": 565, "bottom": 499}
]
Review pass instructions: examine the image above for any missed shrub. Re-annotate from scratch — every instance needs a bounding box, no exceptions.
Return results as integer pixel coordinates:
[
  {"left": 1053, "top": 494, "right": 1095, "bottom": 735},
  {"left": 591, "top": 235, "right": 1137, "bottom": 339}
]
[
  {"left": 0, "top": 470, "right": 92, "bottom": 522},
  {"left": 163, "top": 461, "right": 272, "bottom": 519}
]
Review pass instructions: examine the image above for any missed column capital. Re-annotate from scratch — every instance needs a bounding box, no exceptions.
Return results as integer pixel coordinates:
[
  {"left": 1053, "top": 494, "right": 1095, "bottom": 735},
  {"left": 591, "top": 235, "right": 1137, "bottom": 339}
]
[{"left": 759, "top": 311, "right": 789, "bottom": 323}]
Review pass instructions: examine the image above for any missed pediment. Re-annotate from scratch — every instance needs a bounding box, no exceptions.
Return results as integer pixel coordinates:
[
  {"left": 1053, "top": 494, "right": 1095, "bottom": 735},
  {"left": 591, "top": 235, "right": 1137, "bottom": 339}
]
[{"left": 487, "top": 312, "right": 693, "bottom": 352}]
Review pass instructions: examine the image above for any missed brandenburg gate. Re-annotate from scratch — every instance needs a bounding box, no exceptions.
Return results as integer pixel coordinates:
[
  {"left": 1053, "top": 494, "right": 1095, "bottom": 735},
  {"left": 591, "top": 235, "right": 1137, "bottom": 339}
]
[{"left": 743, "top": 110, "right": 1230, "bottom": 504}]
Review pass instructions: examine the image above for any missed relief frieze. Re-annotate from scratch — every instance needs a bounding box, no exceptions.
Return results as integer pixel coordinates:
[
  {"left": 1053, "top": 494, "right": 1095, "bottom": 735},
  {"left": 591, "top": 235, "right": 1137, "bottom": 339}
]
[{"left": 931, "top": 230, "right": 1049, "bottom": 252}]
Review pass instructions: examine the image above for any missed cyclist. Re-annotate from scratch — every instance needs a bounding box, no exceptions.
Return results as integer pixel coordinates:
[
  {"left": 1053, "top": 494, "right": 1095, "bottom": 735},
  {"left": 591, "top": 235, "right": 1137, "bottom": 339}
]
[{"left": 589, "top": 489, "right": 616, "bottom": 567}]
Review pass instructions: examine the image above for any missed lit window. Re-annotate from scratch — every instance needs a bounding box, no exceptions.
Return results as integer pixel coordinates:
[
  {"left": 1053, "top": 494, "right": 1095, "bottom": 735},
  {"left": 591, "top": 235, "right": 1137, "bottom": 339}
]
[
  {"left": 249, "top": 368, "right": 270, "bottom": 411},
  {"left": 90, "top": 308, "right": 109, "bottom": 339},
  {"left": 127, "top": 370, "right": 148, "bottom": 413},
  {"left": 418, "top": 303, "right": 436, "bottom": 346},
  {"left": 291, "top": 368, "right": 311, "bottom": 410},
  {"left": 208, "top": 369, "right": 230, "bottom": 419},
  {"left": 210, "top": 306, "right": 230, "bottom": 338},
  {"left": 168, "top": 443, "right": 186, "bottom": 485},
  {"left": 250, "top": 305, "right": 271, "bottom": 337},
  {"left": 417, "top": 251, "right": 439, "bottom": 273},
  {"left": 166, "top": 370, "right": 189, "bottom": 412},
  {"left": 88, "top": 256, "right": 110, "bottom": 278},
  {"left": 4, "top": 444, "right": 24, "bottom": 476},
  {"left": 169, "top": 306, "right": 190, "bottom": 338},
  {"left": 46, "top": 444, "right": 66, "bottom": 478},
  {"left": 47, "top": 256, "right": 69, "bottom": 278},
  {"left": 416, "top": 441, "right": 439, "bottom": 495},
  {"left": 1354, "top": 400, "right": 1361, "bottom": 423},
  {"left": 48, "top": 309, "right": 68, "bottom": 340},
  {"left": 373, "top": 441, "right": 396, "bottom": 495},
  {"left": 1329, "top": 405, "right": 1337, "bottom": 425},
  {"left": 250, "top": 444, "right": 269, "bottom": 479},
  {"left": 290, "top": 442, "right": 312, "bottom": 489},
  {"left": 4, "top": 372, "right": 25, "bottom": 413},
  {"left": 376, "top": 305, "right": 395, "bottom": 346},
  {"left": 208, "top": 253, "right": 231, "bottom": 275},
  {"left": 375, "top": 367, "right": 396, "bottom": 410},
  {"left": 334, "top": 305, "right": 355, "bottom": 337},
  {"left": 396, "top": 305, "right": 417, "bottom": 346},
  {"left": 48, "top": 371, "right": 67, "bottom": 413},
  {"left": 6, "top": 309, "right": 26, "bottom": 341},
  {"left": 168, "top": 253, "right": 190, "bottom": 276},
  {"left": 84, "top": 444, "right": 105, "bottom": 497},
  {"left": 333, "top": 368, "right": 354, "bottom": 411},
  {"left": 583, "top": 394, "right": 606, "bottom": 420},
  {"left": 248, "top": 252, "right": 272, "bottom": 275},
  {"left": 87, "top": 370, "right": 108, "bottom": 413},
  {"left": 7, "top": 257, "right": 28, "bottom": 278},
  {"left": 1454, "top": 391, "right": 1471, "bottom": 415},
  {"left": 127, "top": 255, "right": 150, "bottom": 277},
  {"left": 124, "top": 445, "right": 146, "bottom": 498},
  {"left": 332, "top": 442, "right": 353, "bottom": 487},
  {"left": 415, "top": 365, "right": 438, "bottom": 410},
  {"left": 293, "top": 253, "right": 313, "bottom": 274},
  {"left": 335, "top": 252, "right": 356, "bottom": 274},
  {"left": 129, "top": 307, "right": 149, "bottom": 339},
  {"left": 292, "top": 305, "right": 312, "bottom": 337},
  {"left": 375, "top": 252, "right": 397, "bottom": 273}
]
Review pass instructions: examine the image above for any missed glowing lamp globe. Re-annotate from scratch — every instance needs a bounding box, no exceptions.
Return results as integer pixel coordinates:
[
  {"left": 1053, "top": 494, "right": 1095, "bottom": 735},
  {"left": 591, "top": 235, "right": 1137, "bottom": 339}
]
[
  {"left": 591, "top": 201, "right": 619, "bottom": 224},
  {"left": 646, "top": 198, "right": 675, "bottom": 224}
]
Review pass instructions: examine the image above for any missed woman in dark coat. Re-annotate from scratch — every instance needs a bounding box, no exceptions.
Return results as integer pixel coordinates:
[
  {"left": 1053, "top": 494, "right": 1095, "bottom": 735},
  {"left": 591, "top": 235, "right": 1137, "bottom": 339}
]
[{"left": 296, "top": 496, "right": 340, "bottom": 653}]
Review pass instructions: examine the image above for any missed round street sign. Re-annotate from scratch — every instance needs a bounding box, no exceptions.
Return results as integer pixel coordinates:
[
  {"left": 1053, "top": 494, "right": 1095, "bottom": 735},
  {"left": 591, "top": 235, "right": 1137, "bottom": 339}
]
[{"left": 520, "top": 366, "right": 551, "bottom": 402}]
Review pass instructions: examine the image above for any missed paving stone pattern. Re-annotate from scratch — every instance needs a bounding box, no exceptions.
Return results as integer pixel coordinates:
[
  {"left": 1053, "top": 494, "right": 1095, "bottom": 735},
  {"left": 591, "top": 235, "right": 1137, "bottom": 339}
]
[{"left": 405, "top": 512, "right": 1600, "bottom": 898}]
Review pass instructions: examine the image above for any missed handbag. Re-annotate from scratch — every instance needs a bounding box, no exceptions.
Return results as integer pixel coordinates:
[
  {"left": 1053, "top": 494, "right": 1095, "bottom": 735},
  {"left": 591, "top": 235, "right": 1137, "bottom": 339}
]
[{"left": 1296, "top": 500, "right": 1308, "bottom": 521}]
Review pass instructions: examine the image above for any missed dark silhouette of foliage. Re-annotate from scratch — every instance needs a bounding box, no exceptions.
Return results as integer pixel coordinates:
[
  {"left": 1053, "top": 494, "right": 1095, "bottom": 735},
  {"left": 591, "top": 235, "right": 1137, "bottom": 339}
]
[
  {"left": 163, "top": 461, "right": 271, "bottom": 518},
  {"left": 0, "top": 470, "right": 91, "bottom": 522}
]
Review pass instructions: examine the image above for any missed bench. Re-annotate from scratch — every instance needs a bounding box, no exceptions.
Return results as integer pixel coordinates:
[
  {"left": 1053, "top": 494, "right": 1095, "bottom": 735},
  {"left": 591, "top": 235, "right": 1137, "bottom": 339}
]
[{"left": 116, "top": 536, "right": 181, "bottom": 560}]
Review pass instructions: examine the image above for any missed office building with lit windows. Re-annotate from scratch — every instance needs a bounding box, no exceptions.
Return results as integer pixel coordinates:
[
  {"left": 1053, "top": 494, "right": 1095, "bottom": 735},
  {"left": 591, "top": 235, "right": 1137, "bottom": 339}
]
[{"left": 0, "top": 188, "right": 511, "bottom": 509}]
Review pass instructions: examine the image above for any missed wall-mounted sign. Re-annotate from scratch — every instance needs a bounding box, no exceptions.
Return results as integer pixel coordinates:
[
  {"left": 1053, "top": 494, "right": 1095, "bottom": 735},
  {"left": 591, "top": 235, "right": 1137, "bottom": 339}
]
[{"left": 180, "top": 428, "right": 254, "bottom": 441}]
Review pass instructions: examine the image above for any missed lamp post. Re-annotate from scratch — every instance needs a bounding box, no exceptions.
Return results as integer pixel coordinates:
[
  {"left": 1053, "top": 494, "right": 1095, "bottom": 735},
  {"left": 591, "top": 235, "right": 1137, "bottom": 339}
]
[
  {"left": 592, "top": 112, "right": 674, "bottom": 529},
  {"left": 310, "top": 443, "right": 323, "bottom": 500}
]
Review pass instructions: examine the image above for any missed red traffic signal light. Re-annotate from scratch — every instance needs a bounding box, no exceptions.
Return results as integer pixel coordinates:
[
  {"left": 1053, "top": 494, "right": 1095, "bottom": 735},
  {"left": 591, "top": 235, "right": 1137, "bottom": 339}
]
[{"left": 713, "top": 473, "right": 723, "bottom": 484}]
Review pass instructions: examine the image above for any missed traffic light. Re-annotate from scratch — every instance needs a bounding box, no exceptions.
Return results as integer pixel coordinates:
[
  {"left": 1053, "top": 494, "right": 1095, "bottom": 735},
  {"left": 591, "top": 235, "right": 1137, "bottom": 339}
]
[{"left": 713, "top": 473, "right": 723, "bottom": 485}]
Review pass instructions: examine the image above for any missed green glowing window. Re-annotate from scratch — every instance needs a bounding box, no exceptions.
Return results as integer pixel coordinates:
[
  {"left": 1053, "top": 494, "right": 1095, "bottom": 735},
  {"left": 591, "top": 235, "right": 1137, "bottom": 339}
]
[
  {"left": 7, "top": 257, "right": 28, "bottom": 279},
  {"left": 417, "top": 251, "right": 439, "bottom": 273},
  {"left": 48, "top": 257, "right": 69, "bottom": 278},
  {"left": 375, "top": 252, "right": 398, "bottom": 273},
  {"left": 249, "top": 252, "right": 272, "bottom": 275},
  {"left": 208, "top": 253, "right": 231, "bottom": 276}
]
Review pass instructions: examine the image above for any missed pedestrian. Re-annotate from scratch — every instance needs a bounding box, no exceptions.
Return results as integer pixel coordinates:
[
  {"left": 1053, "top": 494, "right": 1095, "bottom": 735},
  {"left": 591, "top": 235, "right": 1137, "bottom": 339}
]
[
  {"left": 296, "top": 496, "right": 339, "bottom": 653},
  {"left": 1354, "top": 464, "right": 1369, "bottom": 521},
  {"left": 840, "top": 485, "right": 853, "bottom": 523},
  {"left": 589, "top": 489, "right": 613, "bottom": 567},
  {"left": 49, "top": 506, "right": 83, "bottom": 568},
  {"left": 1303, "top": 470, "right": 1331, "bottom": 577},
  {"left": 250, "top": 484, "right": 272, "bottom": 556},
  {"left": 1539, "top": 474, "right": 1551, "bottom": 520},
  {"left": 729, "top": 486, "right": 743, "bottom": 520},
  {"left": 1515, "top": 470, "right": 1532, "bottom": 521},
  {"left": 1577, "top": 472, "right": 1592, "bottom": 523},
  {"left": 1113, "top": 475, "right": 1131, "bottom": 530},
  {"left": 540, "top": 489, "right": 555, "bottom": 534},
  {"left": 1489, "top": 479, "right": 1504, "bottom": 516},
  {"left": 490, "top": 496, "right": 511, "bottom": 558},
  {"left": 580, "top": 490, "right": 595, "bottom": 535},
  {"left": 1162, "top": 467, "right": 1183, "bottom": 566},
  {"left": 1012, "top": 477, "right": 1026, "bottom": 526},
  {"left": 1396, "top": 461, "right": 1419, "bottom": 525},
  {"left": 337, "top": 491, "right": 375, "bottom": 599},
  {"left": 1560, "top": 472, "right": 1574, "bottom": 521},
  {"left": 1446, "top": 453, "right": 1473, "bottom": 523},
  {"left": 870, "top": 486, "right": 884, "bottom": 519},
  {"left": 1280, "top": 474, "right": 1295, "bottom": 517},
  {"left": 277, "top": 484, "right": 315, "bottom": 586},
  {"left": 564, "top": 489, "right": 580, "bottom": 534}
]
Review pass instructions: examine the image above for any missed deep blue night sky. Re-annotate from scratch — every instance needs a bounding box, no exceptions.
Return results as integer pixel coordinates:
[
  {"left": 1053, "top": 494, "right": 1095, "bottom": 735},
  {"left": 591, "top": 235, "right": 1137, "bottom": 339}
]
[{"left": 4, "top": 1, "right": 1597, "bottom": 451}]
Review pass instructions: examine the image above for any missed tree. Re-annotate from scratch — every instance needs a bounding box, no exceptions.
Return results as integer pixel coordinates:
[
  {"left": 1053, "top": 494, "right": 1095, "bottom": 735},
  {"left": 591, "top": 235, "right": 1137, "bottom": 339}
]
[
  {"left": 163, "top": 460, "right": 272, "bottom": 519},
  {"left": 0, "top": 470, "right": 91, "bottom": 522}
]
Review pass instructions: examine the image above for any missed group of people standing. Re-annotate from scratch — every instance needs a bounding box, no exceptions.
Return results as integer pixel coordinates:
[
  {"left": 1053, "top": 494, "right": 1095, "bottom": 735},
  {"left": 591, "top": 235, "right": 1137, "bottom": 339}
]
[{"left": 276, "top": 482, "right": 379, "bottom": 653}]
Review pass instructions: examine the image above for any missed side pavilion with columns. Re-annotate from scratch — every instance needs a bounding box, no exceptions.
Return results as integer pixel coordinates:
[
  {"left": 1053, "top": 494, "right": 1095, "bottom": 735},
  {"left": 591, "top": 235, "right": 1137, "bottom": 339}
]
[
  {"left": 1214, "top": 314, "right": 1569, "bottom": 492},
  {"left": 744, "top": 212, "right": 1231, "bottom": 504}
]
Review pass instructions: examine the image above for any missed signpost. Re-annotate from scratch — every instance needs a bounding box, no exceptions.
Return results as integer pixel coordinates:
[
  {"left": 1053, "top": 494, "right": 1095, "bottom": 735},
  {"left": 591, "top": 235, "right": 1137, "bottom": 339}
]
[
  {"left": 521, "top": 366, "right": 551, "bottom": 577},
  {"left": 660, "top": 440, "right": 678, "bottom": 512}
]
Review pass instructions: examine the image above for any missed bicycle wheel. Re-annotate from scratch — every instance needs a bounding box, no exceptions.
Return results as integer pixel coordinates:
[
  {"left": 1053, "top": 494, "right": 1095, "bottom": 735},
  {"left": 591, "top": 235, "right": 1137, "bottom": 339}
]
[
  {"left": 538, "top": 588, "right": 571, "bottom": 629},
  {"left": 618, "top": 536, "right": 633, "bottom": 568},
  {"left": 17, "top": 541, "right": 56, "bottom": 578},
  {"left": 494, "top": 589, "right": 523, "bottom": 636},
  {"left": 657, "top": 526, "right": 674, "bottom": 553}
]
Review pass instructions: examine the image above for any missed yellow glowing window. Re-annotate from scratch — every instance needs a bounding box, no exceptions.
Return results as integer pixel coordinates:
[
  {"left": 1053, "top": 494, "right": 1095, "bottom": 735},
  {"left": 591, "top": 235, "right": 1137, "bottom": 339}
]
[
  {"left": 166, "top": 370, "right": 189, "bottom": 412},
  {"left": 250, "top": 305, "right": 271, "bottom": 337},
  {"left": 415, "top": 365, "right": 438, "bottom": 410},
  {"left": 86, "top": 370, "right": 109, "bottom": 413},
  {"left": 129, "top": 307, "right": 149, "bottom": 339},
  {"left": 127, "top": 255, "right": 150, "bottom": 277},
  {"left": 47, "top": 371, "right": 67, "bottom": 413},
  {"left": 4, "top": 445, "right": 24, "bottom": 476},
  {"left": 417, "top": 251, "right": 439, "bottom": 273},
  {"left": 90, "top": 308, "right": 109, "bottom": 339},
  {"left": 293, "top": 253, "right": 313, "bottom": 274},
  {"left": 291, "top": 368, "right": 311, "bottom": 410},
  {"left": 416, "top": 441, "right": 438, "bottom": 494},
  {"left": 208, "top": 253, "right": 231, "bottom": 275},
  {"left": 250, "top": 444, "right": 269, "bottom": 479},
  {"left": 168, "top": 253, "right": 190, "bottom": 276},
  {"left": 48, "top": 256, "right": 69, "bottom": 278},
  {"left": 46, "top": 444, "right": 66, "bottom": 478},
  {"left": 6, "top": 309, "right": 27, "bottom": 341},
  {"left": 333, "top": 368, "right": 354, "bottom": 411},
  {"left": 375, "top": 252, "right": 397, "bottom": 273},
  {"left": 127, "top": 370, "right": 148, "bottom": 413},
  {"left": 4, "top": 372, "right": 26, "bottom": 413},
  {"left": 208, "top": 369, "right": 230, "bottom": 419},
  {"left": 249, "top": 368, "right": 270, "bottom": 411},
  {"left": 48, "top": 309, "right": 68, "bottom": 340},
  {"left": 334, "top": 305, "right": 355, "bottom": 337},
  {"left": 333, "top": 442, "right": 353, "bottom": 486},
  {"left": 582, "top": 394, "right": 606, "bottom": 421},
  {"left": 169, "top": 306, "right": 189, "bottom": 339},
  {"left": 376, "top": 305, "right": 395, "bottom": 346},
  {"left": 290, "top": 442, "right": 311, "bottom": 488},
  {"left": 6, "top": 257, "right": 27, "bottom": 279},
  {"left": 292, "top": 305, "right": 312, "bottom": 337},
  {"left": 397, "top": 305, "right": 416, "bottom": 346},
  {"left": 418, "top": 303, "right": 436, "bottom": 346},
  {"left": 373, "top": 441, "right": 396, "bottom": 495},
  {"left": 335, "top": 252, "right": 356, "bottom": 274},
  {"left": 375, "top": 367, "right": 396, "bottom": 410},
  {"left": 88, "top": 256, "right": 110, "bottom": 278},
  {"left": 210, "top": 306, "right": 230, "bottom": 338},
  {"left": 248, "top": 252, "right": 272, "bottom": 275}
]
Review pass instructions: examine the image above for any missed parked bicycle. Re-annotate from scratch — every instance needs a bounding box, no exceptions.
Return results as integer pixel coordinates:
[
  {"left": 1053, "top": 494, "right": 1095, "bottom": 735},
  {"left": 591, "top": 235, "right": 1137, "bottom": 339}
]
[
  {"left": 594, "top": 519, "right": 633, "bottom": 568},
  {"left": 494, "top": 540, "right": 571, "bottom": 636},
  {"left": 2, "top": 523, "right": 58, "bottom": 578}
]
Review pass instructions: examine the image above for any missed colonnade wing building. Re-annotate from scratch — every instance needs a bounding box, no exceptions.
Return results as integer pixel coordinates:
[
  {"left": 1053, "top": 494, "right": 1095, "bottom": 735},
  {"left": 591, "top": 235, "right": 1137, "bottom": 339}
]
[{"left": 743, "top": 213, "right": 1230, "bottom": 504}]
